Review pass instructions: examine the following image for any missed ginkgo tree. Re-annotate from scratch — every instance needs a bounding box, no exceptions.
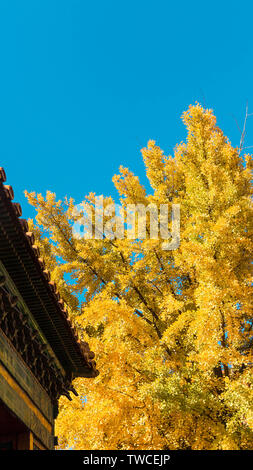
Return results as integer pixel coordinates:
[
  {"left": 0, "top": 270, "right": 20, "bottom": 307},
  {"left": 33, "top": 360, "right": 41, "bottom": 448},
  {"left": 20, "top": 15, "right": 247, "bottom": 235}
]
[{"left": 26, "top": 104, "right": 253, "bottom": 450}]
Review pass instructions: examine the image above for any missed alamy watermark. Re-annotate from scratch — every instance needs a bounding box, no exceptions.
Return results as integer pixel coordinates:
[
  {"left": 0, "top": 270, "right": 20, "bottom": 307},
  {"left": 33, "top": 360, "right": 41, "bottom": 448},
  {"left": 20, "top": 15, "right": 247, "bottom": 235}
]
[{"left": 72, "top": 196, "right": 180, "bottom": 250}]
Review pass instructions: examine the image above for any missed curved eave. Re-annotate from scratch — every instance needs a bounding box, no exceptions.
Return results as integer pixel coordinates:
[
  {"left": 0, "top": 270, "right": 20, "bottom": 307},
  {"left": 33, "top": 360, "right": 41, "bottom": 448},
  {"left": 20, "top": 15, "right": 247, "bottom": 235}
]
[{"left": 0, "top": 167, "right": 99, "bottom": 379}]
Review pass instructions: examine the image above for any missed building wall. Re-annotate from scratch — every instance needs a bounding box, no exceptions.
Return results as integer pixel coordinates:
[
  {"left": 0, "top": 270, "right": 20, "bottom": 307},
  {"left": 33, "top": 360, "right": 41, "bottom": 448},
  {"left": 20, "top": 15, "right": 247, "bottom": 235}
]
[{"left": 0, "top": 328, "right": 55, "bottom": 449}]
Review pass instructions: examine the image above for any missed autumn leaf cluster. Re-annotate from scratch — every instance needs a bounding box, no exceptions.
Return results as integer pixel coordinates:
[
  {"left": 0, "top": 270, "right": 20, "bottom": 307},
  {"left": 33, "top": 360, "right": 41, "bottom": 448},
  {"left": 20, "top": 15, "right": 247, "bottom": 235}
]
[{"left": 26, "top": 104, "right": 253, "bottom": 449}]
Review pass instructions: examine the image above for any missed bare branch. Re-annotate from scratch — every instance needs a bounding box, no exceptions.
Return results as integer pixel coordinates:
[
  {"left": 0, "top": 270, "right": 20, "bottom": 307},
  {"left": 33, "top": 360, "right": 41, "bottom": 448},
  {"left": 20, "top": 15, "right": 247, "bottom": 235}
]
[{"left": 239, "top": 102, "right": 248, "bottom": 156}]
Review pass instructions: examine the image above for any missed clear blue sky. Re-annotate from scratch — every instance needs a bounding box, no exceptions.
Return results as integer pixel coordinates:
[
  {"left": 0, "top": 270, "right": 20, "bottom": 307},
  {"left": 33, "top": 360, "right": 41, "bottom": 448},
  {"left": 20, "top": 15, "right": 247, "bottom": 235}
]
[{"left": 1, "top": 0, "right": 253, "bottom": 219}]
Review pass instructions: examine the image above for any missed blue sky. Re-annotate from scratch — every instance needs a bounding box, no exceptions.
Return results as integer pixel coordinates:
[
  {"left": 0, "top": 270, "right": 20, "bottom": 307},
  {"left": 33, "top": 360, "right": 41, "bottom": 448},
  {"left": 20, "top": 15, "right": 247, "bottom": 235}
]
[{"left": 1, "top": 0, "right": 253, "bottom": 219}]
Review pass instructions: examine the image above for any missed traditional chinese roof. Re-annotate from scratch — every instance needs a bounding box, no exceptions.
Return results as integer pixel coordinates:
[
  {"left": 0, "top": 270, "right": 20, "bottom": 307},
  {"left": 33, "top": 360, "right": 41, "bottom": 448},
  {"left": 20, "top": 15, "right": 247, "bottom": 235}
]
[{"left": 0, "top": 167, "right": 98, "bottom": 381}]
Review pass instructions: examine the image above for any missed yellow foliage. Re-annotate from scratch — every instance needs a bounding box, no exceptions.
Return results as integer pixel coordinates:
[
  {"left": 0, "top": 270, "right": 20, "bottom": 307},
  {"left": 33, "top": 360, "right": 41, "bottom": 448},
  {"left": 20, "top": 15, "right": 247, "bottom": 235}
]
[{"left": 26, "top": 104, "right": 253, "bottom": 450}]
